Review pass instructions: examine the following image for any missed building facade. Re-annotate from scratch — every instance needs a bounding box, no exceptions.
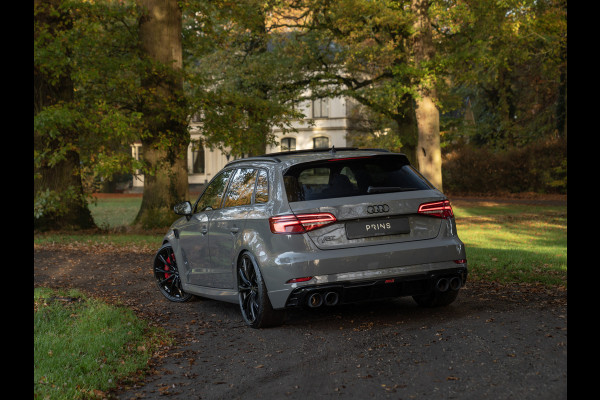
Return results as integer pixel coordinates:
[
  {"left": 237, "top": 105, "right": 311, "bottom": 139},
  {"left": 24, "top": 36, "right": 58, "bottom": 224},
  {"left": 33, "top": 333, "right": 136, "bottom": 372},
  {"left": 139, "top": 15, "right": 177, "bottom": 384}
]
[{"left": 131, "top": 95, "right": 356, "bottom": 191}]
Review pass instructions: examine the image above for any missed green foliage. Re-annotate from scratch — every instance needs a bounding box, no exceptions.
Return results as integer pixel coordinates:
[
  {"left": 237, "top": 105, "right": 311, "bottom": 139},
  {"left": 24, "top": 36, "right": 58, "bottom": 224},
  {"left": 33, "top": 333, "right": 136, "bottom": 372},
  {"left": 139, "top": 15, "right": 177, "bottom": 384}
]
[
  {"left": 434, "top": 0, "right": 567, "bottom": 148},
  {"left": 183, "top": 0, "right": 307, "bottom": 157},
  {"left": 34, "top": 186, "right": 84, "bottom": 220},
  {"left": 34, "top": 287, "right": 168, "bottom": 399},
  {"left": 34, "top": 0, "right": 144, "bottom": 223}
]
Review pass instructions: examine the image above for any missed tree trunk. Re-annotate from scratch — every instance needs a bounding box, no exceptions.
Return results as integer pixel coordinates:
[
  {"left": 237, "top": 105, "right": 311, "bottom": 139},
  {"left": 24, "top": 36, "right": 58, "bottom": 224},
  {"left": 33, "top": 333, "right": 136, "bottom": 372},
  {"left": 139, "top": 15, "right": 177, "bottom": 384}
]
[
  {"left": 134, "top": 0, "right": 189, "bottom": 228},
  {"left": 411, "top": 0, "right": 443, "bottom": 191},
  {"left": 34, "top": 0, "right": 95, "bottom": 231}
]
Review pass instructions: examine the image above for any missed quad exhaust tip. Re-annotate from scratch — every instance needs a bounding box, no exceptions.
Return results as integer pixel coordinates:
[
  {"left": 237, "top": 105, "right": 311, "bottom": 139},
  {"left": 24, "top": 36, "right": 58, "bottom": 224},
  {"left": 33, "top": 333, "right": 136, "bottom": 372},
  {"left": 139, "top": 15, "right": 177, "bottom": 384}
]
[
  {"left": 307, "top": 293, "right": 323, "bottom": 308},
  {"left": 324, "top": 291, "right": 339, "bottom": 306},
  {"left": 435, "top": 276, "right": 462, "bottom": 292},
  {"left": 449, "top": 276, "right": 462, "bottom": 290},
  {"left": 307, "top": 291, "right": 339, "bottom": 308}
]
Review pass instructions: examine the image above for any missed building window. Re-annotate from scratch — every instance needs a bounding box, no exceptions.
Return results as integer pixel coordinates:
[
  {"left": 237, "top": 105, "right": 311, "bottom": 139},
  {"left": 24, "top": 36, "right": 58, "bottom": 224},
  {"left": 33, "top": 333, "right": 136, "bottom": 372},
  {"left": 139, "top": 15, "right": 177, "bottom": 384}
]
[
  {"left": 281, "top": 137, "right": 296, "bottom": 152},
  {"left": 312, "top": 98, "right": 329, "bottom": 118},
  {"left": 313, "top": 136, "right": 329, "bottom": 149},
  {"left": 191, "top": 140, "right": 205, "bottom": 174}
]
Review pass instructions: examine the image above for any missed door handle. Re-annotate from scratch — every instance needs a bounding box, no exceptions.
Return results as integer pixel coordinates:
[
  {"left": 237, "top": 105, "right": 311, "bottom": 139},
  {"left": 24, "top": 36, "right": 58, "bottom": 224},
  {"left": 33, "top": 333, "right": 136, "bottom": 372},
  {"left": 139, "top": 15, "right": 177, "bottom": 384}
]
[
  {"left": 201, "top": 225, "right": 208, "bottom": 235},
  {"left": 230, "top": 226, "right": 240, "bottom": 234}
]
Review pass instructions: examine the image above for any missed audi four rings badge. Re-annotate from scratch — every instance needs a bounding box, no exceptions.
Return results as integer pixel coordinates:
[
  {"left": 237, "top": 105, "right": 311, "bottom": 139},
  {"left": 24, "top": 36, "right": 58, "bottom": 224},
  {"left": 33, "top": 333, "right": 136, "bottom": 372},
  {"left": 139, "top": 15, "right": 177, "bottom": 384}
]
[{"left": 367, "top": 204, "right": 390, "bottom": 214}]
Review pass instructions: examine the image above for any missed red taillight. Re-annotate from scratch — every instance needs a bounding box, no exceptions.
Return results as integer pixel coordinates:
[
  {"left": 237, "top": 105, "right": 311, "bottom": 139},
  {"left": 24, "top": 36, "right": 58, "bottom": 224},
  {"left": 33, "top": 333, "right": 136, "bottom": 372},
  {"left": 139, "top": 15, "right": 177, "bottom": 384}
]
[
  {"left": 286, "top": 276, "right": 313, "bottom": 284},
  {"left": 269, "top": 213, "right": 337, "bottom": 234},
  {"left": 418, "top": 200, "right": 454, "bottom": 219}
]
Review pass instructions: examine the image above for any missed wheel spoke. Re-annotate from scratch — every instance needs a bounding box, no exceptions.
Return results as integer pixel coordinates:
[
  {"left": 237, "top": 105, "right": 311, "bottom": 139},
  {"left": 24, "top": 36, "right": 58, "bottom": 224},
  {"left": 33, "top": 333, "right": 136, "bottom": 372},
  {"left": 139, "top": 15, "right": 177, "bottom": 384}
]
[
  {"left": 155, "top": 266, "right": 169, "bottom": 274},
  {"left": 157, "top": 253, "right": 168, "bottom": 265},
  {"left": 158, "top": 275, "right": 174, "bottom": 285},
  {"left": 172, "top": 277, "right": 184, "bottom": 297},
  {"left": 249, "top": 292, "right": 258, "bottom": 320},
  {"left": 242, "top": 292, "right": 255, "bottom": 322},
  {"left": 238, "top": 268, "right": 251, "bottom": 289}
]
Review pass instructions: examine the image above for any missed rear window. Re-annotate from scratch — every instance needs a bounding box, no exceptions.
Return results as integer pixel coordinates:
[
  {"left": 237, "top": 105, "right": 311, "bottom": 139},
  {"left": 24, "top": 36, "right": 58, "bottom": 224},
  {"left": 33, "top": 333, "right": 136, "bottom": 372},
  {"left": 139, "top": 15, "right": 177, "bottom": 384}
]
[{"left": 283, "top": 155, "right": 433, "bottom": 202}]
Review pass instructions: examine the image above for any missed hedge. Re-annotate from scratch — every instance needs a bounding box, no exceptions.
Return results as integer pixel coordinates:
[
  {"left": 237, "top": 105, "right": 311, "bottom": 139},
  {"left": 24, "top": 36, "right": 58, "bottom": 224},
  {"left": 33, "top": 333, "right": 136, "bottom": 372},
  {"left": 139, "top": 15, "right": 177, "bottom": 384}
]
[{"left": 441, "top": 138, "right": 567, "bottom": 195}]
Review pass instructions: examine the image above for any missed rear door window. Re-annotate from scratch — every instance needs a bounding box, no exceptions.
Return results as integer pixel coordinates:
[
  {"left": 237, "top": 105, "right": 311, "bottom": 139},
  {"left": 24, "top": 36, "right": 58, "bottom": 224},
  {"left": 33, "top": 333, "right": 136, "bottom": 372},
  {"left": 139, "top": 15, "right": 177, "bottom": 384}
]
[
  {"left": 283, "top": 155, "right": 433, "bottom": 202},
  {"left": 223, "top": 168, "right": 257, "bottom": 208}
]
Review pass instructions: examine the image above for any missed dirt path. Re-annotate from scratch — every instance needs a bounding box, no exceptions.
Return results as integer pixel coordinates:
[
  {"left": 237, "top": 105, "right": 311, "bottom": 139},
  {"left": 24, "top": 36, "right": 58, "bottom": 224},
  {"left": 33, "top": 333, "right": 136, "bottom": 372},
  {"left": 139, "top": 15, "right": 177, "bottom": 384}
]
[{"left": 34, "top": 246, "right": 566, "bottom": 400}]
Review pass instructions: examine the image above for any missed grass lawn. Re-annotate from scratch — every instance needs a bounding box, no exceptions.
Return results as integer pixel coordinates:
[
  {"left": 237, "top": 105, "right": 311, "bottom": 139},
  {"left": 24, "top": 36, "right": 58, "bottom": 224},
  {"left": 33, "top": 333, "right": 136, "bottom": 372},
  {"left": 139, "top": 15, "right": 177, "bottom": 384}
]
[
  {"left": 452, "top": 202, "right": 567, "bottom": 286},
  {"left": 88, "top": 196, "right": 144, "bottom": 229},
  {"left": 34, "top": 287, "right": 169, "bottom": 399}
]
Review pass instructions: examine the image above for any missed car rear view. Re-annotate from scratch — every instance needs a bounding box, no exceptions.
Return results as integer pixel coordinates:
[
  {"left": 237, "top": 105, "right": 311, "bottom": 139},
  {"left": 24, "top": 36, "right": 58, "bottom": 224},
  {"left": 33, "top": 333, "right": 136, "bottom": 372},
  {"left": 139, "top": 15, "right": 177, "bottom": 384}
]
[{"left": 264, "top": 150, "right": 467, "bottom": 312}]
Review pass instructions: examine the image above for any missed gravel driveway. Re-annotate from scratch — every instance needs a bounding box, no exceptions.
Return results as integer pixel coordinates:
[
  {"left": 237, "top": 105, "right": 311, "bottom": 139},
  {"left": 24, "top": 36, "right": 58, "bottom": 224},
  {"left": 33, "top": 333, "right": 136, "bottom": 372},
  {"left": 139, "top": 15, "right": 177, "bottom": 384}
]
[{"left": 34, "top": 246, "right": 567, "bottom": 399}]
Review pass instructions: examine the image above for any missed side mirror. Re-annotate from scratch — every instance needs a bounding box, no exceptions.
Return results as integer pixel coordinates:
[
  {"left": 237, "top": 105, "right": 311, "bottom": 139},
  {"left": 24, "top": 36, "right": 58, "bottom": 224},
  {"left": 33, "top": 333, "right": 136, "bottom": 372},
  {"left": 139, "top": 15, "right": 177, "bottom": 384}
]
[{"left": 173, "top": 201, "right": 192, "bottom": 216}]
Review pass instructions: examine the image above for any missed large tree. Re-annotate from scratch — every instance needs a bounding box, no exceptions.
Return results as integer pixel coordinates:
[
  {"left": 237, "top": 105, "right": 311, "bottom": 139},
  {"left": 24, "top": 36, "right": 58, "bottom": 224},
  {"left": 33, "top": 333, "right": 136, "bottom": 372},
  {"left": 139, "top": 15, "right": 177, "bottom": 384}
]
[
  {"left": 34, "top": 0, "right": 96, "bottom": 230},
  {"left": 411, "top": 0, "right": 443, "bottom": 190},
  {"left": 134, "top": 0, "right": 190, "bottom": 228}
]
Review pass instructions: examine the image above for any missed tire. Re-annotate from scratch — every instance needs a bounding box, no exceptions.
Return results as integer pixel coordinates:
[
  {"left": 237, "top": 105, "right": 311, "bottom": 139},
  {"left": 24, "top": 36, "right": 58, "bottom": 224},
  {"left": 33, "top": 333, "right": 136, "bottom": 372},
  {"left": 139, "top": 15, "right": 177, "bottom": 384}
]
[
  {"left": 413, "top": 288, "right": 459, "bottom": 308},
  {"left": 153, "top": 243, "right": 193, "bottom": 302},
  {"left": 237, "top": 252, "right": 285, "bottom": 328}
]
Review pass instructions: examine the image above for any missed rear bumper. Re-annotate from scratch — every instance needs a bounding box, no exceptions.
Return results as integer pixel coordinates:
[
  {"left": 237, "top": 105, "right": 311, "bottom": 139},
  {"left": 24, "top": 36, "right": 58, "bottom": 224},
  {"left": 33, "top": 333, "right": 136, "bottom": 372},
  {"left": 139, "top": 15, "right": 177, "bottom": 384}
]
[
  {"left": 285, "top": 266, "right": 467, "bottom": 308},
  {"left": 261, "top": 234, "right": 467, "bottom": 309}
]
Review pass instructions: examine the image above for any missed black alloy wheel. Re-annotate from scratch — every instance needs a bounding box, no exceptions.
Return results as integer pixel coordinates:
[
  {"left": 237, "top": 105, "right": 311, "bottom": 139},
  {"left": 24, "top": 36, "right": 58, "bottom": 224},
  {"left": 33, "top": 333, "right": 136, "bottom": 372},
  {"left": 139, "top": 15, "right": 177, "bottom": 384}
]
[
  {"left": 237, "top": 252, "right": 284, "bottom": 328},
  {"left": 153, "top": 243, "right": 193, "bottom": 302}
]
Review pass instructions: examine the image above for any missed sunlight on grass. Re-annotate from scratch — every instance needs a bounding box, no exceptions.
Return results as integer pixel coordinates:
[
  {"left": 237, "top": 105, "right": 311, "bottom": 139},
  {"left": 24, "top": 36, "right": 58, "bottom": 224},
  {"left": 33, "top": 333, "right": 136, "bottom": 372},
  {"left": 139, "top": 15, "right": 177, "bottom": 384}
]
[{"left": 453, "top": 203, "right": 567, "bottom": 286}]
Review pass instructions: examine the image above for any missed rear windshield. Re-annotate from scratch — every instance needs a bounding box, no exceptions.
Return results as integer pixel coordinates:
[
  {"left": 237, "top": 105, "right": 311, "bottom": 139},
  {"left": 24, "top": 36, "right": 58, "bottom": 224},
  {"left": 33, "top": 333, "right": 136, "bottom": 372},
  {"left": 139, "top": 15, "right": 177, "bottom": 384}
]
[{"left": 283, "top": 155, "right": 433, "bottom": 202}]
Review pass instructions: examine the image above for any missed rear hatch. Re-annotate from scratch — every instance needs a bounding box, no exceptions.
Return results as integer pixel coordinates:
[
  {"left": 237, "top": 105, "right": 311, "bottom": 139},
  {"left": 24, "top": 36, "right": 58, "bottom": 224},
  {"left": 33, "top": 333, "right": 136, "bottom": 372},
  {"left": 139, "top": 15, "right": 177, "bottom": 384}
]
[{"left": 282, "top": 154, "right": 447, "bottom": 250}]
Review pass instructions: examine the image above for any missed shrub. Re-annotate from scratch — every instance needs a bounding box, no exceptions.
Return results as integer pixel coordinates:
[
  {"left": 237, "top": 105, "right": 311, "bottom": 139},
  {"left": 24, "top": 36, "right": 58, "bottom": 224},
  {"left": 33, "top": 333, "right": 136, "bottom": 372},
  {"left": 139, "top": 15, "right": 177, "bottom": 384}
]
[{"left": 442, "top": 138, "right": 567, "bottom": 194}]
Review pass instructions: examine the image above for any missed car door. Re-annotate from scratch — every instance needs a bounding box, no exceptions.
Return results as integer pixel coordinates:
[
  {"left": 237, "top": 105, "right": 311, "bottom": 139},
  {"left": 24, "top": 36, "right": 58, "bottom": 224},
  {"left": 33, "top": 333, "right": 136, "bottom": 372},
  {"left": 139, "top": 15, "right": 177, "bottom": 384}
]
[
  {"left": 207, "top": 168, "right": 258, "bottom": 289},
  {"left": 179, "top": 169, "right": 234, "bottom": 287}
]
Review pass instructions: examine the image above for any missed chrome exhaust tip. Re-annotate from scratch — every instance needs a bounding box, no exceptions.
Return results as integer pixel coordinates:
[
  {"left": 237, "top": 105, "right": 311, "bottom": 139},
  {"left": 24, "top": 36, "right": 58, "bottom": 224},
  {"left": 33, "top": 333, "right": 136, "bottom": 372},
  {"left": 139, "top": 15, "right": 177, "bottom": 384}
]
[
  {"left": 435, "top": 278, "right": 449, "bottom": 292},
  {"left": 324, "top": 292, "right": 339, "bottom": 306},
  {"left": 449, "top": 276, "right": 462, "bottom": 291},
  {"left": 307, "top": 293, "right": 323, "bottom": 308}
]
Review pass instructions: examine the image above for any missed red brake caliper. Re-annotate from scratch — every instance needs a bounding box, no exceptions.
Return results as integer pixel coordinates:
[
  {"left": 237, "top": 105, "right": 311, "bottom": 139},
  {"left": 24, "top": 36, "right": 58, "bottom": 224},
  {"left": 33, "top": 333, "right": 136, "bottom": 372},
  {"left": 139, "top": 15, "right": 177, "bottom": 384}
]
[{"left": 164, "top": 255, "right": 172, "bottom": 280}]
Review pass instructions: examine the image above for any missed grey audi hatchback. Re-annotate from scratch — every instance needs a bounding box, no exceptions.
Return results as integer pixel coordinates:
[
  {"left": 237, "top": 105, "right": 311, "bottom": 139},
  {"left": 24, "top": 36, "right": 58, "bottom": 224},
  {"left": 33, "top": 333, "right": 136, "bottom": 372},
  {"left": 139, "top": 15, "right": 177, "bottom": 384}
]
[{"left": 153, "top": 148, "right": 467, "bottom": 328}]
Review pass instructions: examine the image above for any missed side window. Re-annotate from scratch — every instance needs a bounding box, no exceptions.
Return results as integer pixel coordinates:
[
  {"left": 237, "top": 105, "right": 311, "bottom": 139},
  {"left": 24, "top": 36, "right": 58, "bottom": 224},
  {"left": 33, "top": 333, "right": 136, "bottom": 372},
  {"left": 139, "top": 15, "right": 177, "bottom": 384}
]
[
  {"left": 255, "top": 169, "right": 269, "bottom": 204},
  {"left": 223, "top": 168, "right": 257, "bottom": 208},
  {"left": 195, "top": 169, "right": 234, "bottom": 212}
]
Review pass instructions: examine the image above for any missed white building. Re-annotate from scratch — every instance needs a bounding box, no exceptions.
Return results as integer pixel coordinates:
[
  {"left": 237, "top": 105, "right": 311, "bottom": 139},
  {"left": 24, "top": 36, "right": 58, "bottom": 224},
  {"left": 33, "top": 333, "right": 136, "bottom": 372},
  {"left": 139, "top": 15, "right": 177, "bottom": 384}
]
[{"left": 131, "top": 95, "right": 356, "bottom": 192}]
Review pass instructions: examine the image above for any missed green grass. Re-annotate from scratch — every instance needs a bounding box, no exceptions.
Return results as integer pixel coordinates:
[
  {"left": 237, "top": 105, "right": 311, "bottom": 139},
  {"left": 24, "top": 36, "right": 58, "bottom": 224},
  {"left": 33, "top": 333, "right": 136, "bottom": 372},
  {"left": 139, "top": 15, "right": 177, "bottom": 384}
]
[
  {"left": 34, "top": 287, "right": 169, "bottom": 399},
  {"left": 34, "top": 196, "right": 163, "bottom": 251},
  {"left": 88, "top": 197, "right": 142, "bottom": 229},
  {"left": 453, "top": 203, "right": 567, "bottom": 286}
]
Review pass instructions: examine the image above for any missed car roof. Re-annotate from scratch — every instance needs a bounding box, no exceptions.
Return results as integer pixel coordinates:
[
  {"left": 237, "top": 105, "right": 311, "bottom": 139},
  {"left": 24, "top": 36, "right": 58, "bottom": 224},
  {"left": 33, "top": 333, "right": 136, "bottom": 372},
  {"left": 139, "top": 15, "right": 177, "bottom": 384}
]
[{"left": 225, "top": 147, "right": 405, "bottom": 169}]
